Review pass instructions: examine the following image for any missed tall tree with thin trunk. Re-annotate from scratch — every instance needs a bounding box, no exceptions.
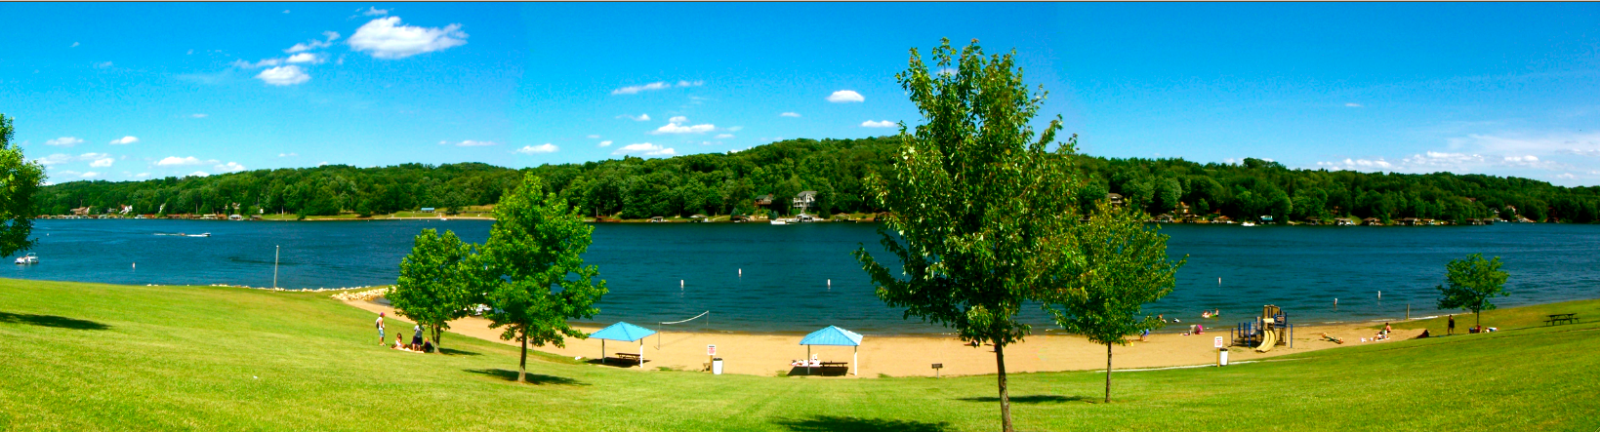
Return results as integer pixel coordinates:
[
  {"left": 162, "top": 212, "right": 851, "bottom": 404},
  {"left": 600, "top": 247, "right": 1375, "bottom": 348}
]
[
  {"left": 0, "top": 114, "right": 44, "bottom": 258},
  {"left": 1040, "top": 201, "right": 1183, "bottom": 403},
  {"left": 483, "top": 173, "right": 608, "bottom": 383},
  {"left": 854, "top": 38, "right": 1077, "bottom": 432},
  {"left": 1436, "top": 253, "right": 1509, "bottom": 329},
  {"left": 392, "top": 228, "right": 477, "bottom": 352}
]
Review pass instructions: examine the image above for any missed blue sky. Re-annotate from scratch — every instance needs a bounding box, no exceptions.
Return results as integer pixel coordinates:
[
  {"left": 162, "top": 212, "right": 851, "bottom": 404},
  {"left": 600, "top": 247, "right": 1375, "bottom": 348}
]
[{"left": 2, "top": 3, "right": 1598, "bottom": 185}]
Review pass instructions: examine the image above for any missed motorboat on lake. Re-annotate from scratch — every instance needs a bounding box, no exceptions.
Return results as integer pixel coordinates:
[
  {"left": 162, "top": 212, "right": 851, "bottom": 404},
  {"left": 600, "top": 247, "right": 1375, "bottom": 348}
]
[{"left": 15, "top": 252, "right": 37, "bottom": 265}]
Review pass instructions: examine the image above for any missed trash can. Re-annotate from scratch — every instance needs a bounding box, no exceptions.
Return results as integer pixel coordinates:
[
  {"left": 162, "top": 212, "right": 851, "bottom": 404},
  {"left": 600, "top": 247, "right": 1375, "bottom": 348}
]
[
  {"left": 1217, "top": 348, "right": 1229, "bottom": 366},
  {"left": 712, "top": 358, "right": 724, "bottom": 375}
]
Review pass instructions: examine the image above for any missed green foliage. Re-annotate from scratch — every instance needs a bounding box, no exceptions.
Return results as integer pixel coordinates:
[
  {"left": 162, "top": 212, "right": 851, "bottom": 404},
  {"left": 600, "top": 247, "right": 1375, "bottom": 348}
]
[
  {"left": 1436, "top": 253, "right": 1510, "bottom": 328},
  {"left": 391, "top": 229, "right": 478, "bottom": 351},
  {"left": 482, "top": 173, "right": 608, "bottom": 383},
  {"left": 1041, "top": 201, "right": 1184, "bottom": 402},
  {"left": 854, "top": 38, "right": 1076, "bottom": 432},
  {"left": 0, "top": 114, "right": 44, "bottom": 258}
]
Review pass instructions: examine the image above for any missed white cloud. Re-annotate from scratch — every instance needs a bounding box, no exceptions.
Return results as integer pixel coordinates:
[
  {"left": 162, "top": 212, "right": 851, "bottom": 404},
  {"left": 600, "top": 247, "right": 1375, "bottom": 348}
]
[
  {"left": 256, "top": 65, "right": 310, "bottom": 86},
  {"left": 214, "top": 162, "right": 246, "bottom": 173},
  {"left": 612, "top": 82, "right": 670, "bottom": 95},
  {"left": 286, "top": 31, "right": 341, "bottom": 53},
  {"left": 109, "top": 136, "right": 139, "bottom": 145},
  {"left": 71, "top": 42, "right": 79, "bottom": 48},
  {"left": 597, "top": 140, "right": 613, "bottom": 147},
  {"left": 728, "top": 126, "right": 743, "bottom": 132},
  {"left": 669, "top": 116, "right": 688, "bottom": 123},
  {"left": 653, "top": 122, "right": 715, "bottom": 134},
  {"left": 232, "top": 58, "right": 283, "bottom": 69},
  {"left": 586, "top": 134, "right": 600, "bottom": 139},
  {"left": 361, "top": 6, "right": 389, "bottom": 16},
  {"left": 46, "top": 137, "right": 84, "bottom": 147},
  {"left": 94, "top": 61, "right": 113, "bottom": 69},
  {"left": 318, "top": 161, "right": 328, "bottom": 167},
  {"left": 35, "top": 154, "right": 73, "bottom": 166},
  {"left": 80, "top": 172, "right": 100, "bottom": 179},
  {"left": 780, "top": 112, "right": 801, "bottom": 118},
  {"left": 443, "top": 140, "right": 496, "bottom": 147},
  {"left": 349, "top": 17, "right": 468, "bottom": 59},
  {"left": 157, "top": 156, "right": 207, "bottom": 166},
  {"left": 1345, "top": 103, "right": 1362, "bottom": 108},
  {"left": 676, "top": 80, "right": 704, "bottom": 88},
  {"left": 190, "top": 113, "right": 207, "bottom": 118},
  {"left": 827, "top": 90, "right": 865, "bottom": 103},
  {"left": 278, "top": 152, "right": 298, "bottom": 157},
  {"left": 285, "top": 53, "right": 322, "bottom": 64},
  {"left": 612, "top": 143, "right": 676, "bottom": 157},
  {"left": 89, "top": 158, "right": 113, "bottom": 168},
  {"left": 134, "top": 172, "right": 150, "bottom": 178},
  {"left": 618, "top": 113, "right": 651, "bottom": 122},
  {"left": 514, "top": 144, "right": 558, "bottom": 154},
  {"left": 187, "top": 171, "right": 209, "bottom": 178},
  {"left": 1556, "top": 173, "right": 1577, "bottom": 180},
  {"left": 861, "top": 120, "right": 896, "bottom": 128},
  {"left": 715, "top": 134, "right": 734, "bottom": 139}
]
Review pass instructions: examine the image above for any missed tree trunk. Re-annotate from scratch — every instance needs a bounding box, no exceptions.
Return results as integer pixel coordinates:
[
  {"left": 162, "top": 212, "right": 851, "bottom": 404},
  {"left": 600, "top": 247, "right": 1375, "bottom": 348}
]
[
  {"left": 433, "top": 327, "right": 443, "bottom": 353},
  {"left": 995, "top": 343, "right": 1013, "bottom": 432},
  {"left": 1104, "top": 342, "right": 1113, "bottom": 403},
  {"left": 518, "top": 332, "right": 528, "bottom": 383},
  {"left": 1475, "top": 310, "right": 1481, "bottom": 330}
]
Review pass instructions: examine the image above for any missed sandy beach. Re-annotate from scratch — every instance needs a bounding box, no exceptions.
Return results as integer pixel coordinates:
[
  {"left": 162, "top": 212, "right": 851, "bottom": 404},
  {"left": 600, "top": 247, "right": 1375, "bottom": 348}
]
[{"left": 345, "top": 300, "right": 1420, "bottom": 378}]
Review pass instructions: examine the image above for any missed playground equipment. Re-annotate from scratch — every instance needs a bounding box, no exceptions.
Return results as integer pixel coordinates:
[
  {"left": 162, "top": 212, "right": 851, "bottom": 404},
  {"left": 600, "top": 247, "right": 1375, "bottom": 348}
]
[{"left": 1231, "top": 305, "right": 1293, "bottom": 350}]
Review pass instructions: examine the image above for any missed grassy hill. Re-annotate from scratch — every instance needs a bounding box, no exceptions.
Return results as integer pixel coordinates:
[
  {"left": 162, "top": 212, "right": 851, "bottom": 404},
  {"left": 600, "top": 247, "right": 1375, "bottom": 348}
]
[{"left": 2, "top": 278, "right": 1596, "bottom": 431}]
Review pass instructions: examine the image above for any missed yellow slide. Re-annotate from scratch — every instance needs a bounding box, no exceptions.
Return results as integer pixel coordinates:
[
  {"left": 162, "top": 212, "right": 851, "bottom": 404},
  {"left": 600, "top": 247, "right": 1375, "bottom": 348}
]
[{"left": 1256, "top": 327, "right": 1277, "bottom": 353}]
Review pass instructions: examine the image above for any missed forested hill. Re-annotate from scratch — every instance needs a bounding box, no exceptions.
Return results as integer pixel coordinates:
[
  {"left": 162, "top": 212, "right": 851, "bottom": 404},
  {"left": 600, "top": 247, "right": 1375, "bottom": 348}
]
[{"left": 36, "top": 136, "right": 1600, "bottom": 223}]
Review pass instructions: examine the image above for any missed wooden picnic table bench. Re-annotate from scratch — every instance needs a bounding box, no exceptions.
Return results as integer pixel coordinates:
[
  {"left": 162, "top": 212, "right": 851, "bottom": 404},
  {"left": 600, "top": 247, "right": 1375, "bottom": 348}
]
[
  {"left": 1546, "top": 313, "right": 1579, "bottom": 326},
  {"left": 613, "top": 352, "right": 642, "bottom": 363},
  {"left": 819, "top": 361, "right": 849, "bottom": 368}
]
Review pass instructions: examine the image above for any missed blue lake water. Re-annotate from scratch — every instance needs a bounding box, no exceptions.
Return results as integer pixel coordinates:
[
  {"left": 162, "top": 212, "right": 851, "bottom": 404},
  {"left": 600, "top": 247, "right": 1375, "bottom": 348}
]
[{"left": 10, "top": 220, "right": 1600, "bottom": 334}]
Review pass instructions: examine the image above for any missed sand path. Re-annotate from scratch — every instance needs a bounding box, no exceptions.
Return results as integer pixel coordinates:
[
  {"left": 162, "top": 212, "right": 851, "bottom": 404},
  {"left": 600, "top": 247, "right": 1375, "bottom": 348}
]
[{"left": 345, "top": 300, "right": 1416, "bottom": 378}]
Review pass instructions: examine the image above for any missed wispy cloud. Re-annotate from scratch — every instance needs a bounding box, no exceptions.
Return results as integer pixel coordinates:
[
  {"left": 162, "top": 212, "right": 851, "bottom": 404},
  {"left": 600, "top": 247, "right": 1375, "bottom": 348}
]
[
  {"left": 157, "top": 156, "right": 209, "bottom": 166},
  {"left": 617, "top": 113, "right": 651, "bottom": 122},
  {"left": 215, "top": 162, "right": 246, "bottom": 173},
  {"left": 187, "top": 171, "right": 209, "bottom": 178},
  {"left": 46, "top": 137, "right": 84, "bottom": 147},
  {"left": 286, "top": 31, "right": 341, "bottom": 53},
  {"left": 35, "top": 153, "right": 109, "bottom": 166},
  {"left": 715, "top": 134, "right": 734, "bottom": 139},
  {"left": 285, "top": 53, "right": 322, "bottom": 64},
  {"left": 652, "top": 117, "right": 715, "bottom": 134},
  {"left": 256, "top": 65, "right": 310, "bottom": 86},
  {"left": 349, "top": 17, "right": 467, "bottom": 59},
  {"left": 612, "top": 143, "right": 676, "bottom": 157},
  {"left": 89, "top": 158, "right": 113, "bottom": 168},
  {"left": 514, "top": 144, "right": 559, "bottom": 154},
  {"left": 361, "top": 6, "right": 389, "bottom": 16},
  {"left": 597, "top": 140, "right": 613, "bottom": 147},
  {"left": 278, "top": 152, "right": 298, "bottom": 157},
  {"left": 611, "top": 80, "right": 703, "bottom": 95},
  {"left": 827, "top": 90, "right": 865, "bottom": 103},
  {"left": 109, "top": 136, "right": 139, "bottom": 145},
  {"left": 860, "top": 120, "right": 896, "bottom": 128},
  {"left": 190, "top": 114, "right": 208, "bottom": 119},
  {"left": 441, "top": 140, "right": 496, "bottom": 147},
  {"left": 780, "top": 112, "right": 801, "bottom": 118},
  {"left": 1345, "top": 102, "right": 1362, "bottom": 108}
]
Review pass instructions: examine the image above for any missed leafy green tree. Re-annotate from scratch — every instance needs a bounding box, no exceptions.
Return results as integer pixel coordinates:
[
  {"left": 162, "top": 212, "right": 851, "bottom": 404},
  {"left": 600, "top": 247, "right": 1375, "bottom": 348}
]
[
  {"left": 0, "top": 114, "right": 44, "bottom": 258},
  {"left": 1436, "top": 253, "right": 1510, "bottom": 328},
  {"left": 1040, "top": 201, "right": 1183, "bottom": 403},
  {"left": 482, "top": 174, "right": 608, "bottom": 383},
  {"left": 853, "top": 39, "right": 1076, "bottom": 432},
  {"left": 391, "top": 228, "right": 478, "bottom": 352}
]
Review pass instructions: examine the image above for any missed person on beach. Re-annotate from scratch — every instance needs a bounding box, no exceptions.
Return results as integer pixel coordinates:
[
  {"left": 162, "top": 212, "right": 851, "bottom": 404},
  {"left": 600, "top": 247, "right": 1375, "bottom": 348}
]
[
  {"left": 375, "top": 313, "right": 385, "bottom": 346},
  {"left": 1140, "top": 327, "right": 1151, "bottom": 341},
  {"left": 1447, "top": 315, "right": 1455, "bottom": 335}
]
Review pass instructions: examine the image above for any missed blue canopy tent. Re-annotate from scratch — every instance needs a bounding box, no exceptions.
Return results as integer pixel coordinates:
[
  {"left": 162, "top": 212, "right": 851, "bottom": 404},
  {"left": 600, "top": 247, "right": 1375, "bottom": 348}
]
[
  {"left": 799, "top": 325, "right": 864, "bottom": 376},
  {"left": 591, "top": 321, "right": 657, "bottom": 368}
]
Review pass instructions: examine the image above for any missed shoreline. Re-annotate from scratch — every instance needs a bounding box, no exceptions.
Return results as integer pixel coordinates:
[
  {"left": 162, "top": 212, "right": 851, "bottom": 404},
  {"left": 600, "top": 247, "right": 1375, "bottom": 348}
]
[{"left": 341, "top": 297, "right": 1426, "bottom": 378}]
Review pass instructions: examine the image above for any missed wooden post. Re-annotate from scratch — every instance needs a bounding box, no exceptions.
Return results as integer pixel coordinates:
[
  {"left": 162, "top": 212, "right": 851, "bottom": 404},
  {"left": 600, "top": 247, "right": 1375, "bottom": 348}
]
[{"left": 1407, "top": 304, "right": 1411, "bottom": 320}]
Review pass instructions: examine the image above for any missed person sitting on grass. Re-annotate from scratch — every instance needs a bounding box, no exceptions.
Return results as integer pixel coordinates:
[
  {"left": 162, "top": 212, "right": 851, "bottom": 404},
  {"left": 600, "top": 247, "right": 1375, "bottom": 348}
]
[
  {"left": 392, "top": 335, "right": 409, "bottom": 351},
  {"left": 421, "top": 338, "right": 434, "bottom": 353}
]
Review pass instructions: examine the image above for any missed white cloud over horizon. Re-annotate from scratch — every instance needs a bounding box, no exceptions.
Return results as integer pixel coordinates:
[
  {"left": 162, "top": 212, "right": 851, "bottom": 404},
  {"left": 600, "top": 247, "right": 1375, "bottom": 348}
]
[
  {"left": 612, "top": 142, "right": 676, "bottom": 157},
  {"left": 46, "top": 137, "right": 83, "bottom": 147},
  {"left": 215, "top": 162, "right": 246, "bottom": 173},
  {"left": 157, "top": 156, "right": 208, "bottom": 166},
  {"left": 286, "top": 31, "right": 341, "bottom": 53},
  {"left": 827, "top": 90, "right": 865, "bottom": 103},
  {"left": 861, "top": 120, "right": 896, "bottom": 128},
  {"left": 109, "top": 136, "right": 139, "bottom": 145},
  {"left": 514, "top": 143, "right": 559, "bottom": 154},
  {"left": 349, "top": 17, "right": 467, "bottom": 59},
  {"left": 442, "top": 140, "right": 496, "bottom": 147},
  {"left": 89, "top": 158, "right": 113, "bottom": 168},
  {"left": 256, "top": 65, "right": 310, "bottom": 86},
  {"left": 597, "top": 140, "right": 613, "bottom": 147}
]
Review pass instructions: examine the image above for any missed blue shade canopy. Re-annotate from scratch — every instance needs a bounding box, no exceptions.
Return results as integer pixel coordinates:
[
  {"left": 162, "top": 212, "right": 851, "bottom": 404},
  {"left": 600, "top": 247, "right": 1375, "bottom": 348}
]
[
  {"left": 590, "top": 322, "right": 657, "bottom": 342},
  {"left": 799, "top": 326, "right": 864, "bottom": 346}
]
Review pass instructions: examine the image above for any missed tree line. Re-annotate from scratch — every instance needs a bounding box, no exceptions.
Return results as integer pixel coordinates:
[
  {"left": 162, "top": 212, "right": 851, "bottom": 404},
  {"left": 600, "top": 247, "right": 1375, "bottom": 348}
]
[{"left": 38, "top": 140, "right": 1600, "bottom": 223}]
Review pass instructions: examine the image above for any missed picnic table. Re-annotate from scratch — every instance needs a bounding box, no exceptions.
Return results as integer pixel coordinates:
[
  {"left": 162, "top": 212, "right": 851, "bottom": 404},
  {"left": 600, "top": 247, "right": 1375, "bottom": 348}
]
[
  {"left": 1546, "top": 313, "right": 1579, "bottom": 326},
  {"left": 613, "top": 352, "right": 642, "bottom": 364}
]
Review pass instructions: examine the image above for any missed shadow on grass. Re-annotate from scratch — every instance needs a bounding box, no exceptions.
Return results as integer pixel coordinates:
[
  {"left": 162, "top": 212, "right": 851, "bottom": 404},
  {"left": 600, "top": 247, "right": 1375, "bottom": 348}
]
[
  {"left": 586, "top": 358, "right": 649, "bottom": 368},
  {"left": 787, "top": 366, "right": 850, "bottom": 376},
  {"left": 464, "top": 368, "right": 586, "bottom": 386},
  {"left": 776, "top": 416, "right": 951, "bottom": 432},
  {"left": 958, "top": 394, "right": 1088, "bottom": 404},
  {"left": 437, "top": 348, "right": 481, "bottom": 356},
  {"left": 0, "top": 312, "right": 109, "bottom": 330}
]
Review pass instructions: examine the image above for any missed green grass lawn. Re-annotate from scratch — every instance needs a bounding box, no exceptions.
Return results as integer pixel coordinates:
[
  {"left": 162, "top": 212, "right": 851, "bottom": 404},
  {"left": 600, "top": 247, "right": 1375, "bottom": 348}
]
[{"left": 2, "top": 278, "right": 1596, "bottom": 431}]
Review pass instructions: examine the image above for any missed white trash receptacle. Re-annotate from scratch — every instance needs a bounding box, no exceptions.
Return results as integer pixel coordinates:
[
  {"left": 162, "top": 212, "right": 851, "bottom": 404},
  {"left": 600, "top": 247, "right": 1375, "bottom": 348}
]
[
  {"left": 1218, "top": 348, "right": 1229, "bottom": 366},
  {"left": 712, "top": 358, "right": 724, "bottom": 375}
]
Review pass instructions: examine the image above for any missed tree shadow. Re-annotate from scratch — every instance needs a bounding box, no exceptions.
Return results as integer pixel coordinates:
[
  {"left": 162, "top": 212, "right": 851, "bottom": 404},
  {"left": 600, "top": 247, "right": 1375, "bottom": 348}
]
[
  {"left": 775, "top": 415, "right": 951, "bottom": 432},
  {"left": 958, "top": 394, "right": 1088, "bottom": 404},
  {"left": 0, "top": 312, "right": 109, "bottom": 330},
  {"left": 437, "top": 348, "right": 480, "bottom": 356},
  {"left": 463, "top": 368, "right": 586, "bottom": 386},
  {"left": 787, "top": 366, "right": 849, "bottom": 376},
  {"left": 587, "top": 358, "right": 650, "bottom": 368}
]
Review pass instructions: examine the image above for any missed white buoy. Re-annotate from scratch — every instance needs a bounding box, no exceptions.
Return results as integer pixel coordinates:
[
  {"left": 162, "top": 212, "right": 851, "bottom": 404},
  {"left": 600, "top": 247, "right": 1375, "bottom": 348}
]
[
  {"left": 681, "top": 280, "right": 685, "bottom": 289},
  {"left": 132, "top": 262, "right": 136, "bottom": 269},
  {"left": 1377, "top": 291, "right": 1382, "bottom": 301},
  {"left": 738, "top": 268, "right": 742, "bottom": 277},
  {"left": 827, "top": 279, "right": 831, "bottom": 287}
]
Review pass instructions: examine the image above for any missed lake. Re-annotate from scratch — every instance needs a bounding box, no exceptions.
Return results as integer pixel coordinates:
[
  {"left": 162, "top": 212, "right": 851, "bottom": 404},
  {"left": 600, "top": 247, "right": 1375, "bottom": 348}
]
[{"left": 11, "top": 220, "right": 1599, "bottom": 334}]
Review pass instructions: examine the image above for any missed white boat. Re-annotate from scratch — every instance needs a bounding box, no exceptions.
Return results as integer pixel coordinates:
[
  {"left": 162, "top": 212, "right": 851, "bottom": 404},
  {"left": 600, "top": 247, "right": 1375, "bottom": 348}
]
[
  {"left": 770, "top": 219, "right": 788, "bottom": 225},
  {"left": 15, "top": 252, "right": 37, "bottom": 265},
  {"left": 184, "top": 233, "right": 211, "bottom": 237},
  {"left": 1241, "top": 222, "right": 1256, "bottom": 227}
]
